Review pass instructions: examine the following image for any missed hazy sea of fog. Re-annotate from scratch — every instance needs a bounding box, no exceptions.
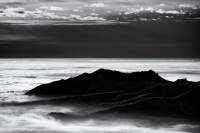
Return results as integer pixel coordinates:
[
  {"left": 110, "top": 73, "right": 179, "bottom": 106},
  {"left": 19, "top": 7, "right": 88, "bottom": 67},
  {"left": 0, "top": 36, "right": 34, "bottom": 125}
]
[{"left": 0, "top": 58, "right": 200, "bottom": 133}]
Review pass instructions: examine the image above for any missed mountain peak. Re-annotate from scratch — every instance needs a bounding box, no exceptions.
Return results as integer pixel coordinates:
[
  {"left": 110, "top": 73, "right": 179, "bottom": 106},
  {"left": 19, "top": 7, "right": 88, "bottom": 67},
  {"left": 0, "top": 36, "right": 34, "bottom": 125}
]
[
  {"left": 148, "top": 69, "right": 156, "bottom": 73},
  {"left": 93, "top": 68, "right": 118, "bottom": 73},
  {"left": 175, "top": 78, "right": 194, "bottom": 84}
]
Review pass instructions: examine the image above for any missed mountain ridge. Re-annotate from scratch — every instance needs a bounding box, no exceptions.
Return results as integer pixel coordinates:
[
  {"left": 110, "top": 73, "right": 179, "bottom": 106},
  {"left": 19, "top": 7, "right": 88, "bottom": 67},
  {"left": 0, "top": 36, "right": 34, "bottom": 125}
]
[
  {"left": 24, "top": 69, "right": 200, "bottom": 120},
  {"left": 26, "top": 69, "right": 171, "bottom": 96}
]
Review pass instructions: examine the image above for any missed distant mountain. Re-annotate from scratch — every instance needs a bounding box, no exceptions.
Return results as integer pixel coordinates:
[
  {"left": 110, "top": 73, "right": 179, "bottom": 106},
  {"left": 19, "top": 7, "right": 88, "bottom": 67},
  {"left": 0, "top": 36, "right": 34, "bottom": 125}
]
[{"left": 25, "top": 69, "right": 200, "bottom": 120}]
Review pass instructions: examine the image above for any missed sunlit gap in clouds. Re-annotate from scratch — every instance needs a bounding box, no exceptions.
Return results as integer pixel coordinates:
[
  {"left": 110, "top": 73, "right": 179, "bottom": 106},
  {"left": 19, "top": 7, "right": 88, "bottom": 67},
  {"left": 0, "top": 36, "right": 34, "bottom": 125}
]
[{"left": 0, "top": 0, "right": 200, "bottom": 25}]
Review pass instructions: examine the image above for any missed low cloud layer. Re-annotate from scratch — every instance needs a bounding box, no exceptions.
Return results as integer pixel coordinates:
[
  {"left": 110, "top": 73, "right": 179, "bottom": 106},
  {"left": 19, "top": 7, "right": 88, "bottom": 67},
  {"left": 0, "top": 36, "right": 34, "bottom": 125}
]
[{"left": 0, "top": 112, "right": 199, "bottom": 133}]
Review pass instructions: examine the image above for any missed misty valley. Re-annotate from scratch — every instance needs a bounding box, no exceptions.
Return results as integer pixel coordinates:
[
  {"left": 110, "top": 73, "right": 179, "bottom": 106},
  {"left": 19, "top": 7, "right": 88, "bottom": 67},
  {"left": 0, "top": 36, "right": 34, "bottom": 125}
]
[{"left": 1, "top": 66, "right": 200, "bottom": 133}]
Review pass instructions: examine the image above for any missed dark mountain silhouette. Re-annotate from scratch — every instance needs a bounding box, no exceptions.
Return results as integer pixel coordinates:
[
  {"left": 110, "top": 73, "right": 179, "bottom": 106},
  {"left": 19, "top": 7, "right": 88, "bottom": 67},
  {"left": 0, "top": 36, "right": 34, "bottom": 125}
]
[
  {"left": 25, "top": 69, "right": 200, "bottom": 120},
  {"left": 26, "top": 69, "right": 170, "bottom": 95}
]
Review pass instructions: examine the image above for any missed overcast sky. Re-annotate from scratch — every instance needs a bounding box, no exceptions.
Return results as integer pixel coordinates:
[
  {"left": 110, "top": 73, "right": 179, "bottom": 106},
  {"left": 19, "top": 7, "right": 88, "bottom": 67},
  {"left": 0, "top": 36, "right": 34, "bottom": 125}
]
[{"left": 0, "top": 0, "right": 200, "bottom": 58}]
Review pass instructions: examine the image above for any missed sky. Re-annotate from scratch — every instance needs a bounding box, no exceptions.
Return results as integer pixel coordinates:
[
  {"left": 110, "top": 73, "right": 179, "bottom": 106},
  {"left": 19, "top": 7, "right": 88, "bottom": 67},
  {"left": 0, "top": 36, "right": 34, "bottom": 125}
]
[{"left": 0, "top": 0, "right": 200, "bottom": 58}]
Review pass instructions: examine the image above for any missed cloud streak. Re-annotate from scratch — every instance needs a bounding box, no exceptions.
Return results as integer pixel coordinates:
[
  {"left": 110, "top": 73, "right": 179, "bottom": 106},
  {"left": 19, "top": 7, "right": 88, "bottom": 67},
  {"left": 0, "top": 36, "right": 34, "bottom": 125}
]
[
  {"left": 39, "top": 5, "right": 66, "bottom": 11},
  {"left": 90, "top": 3, "right": 106, "bottom": 7},
  {"left": 156, "top": 9, "right": 186, "bottom": 14}
]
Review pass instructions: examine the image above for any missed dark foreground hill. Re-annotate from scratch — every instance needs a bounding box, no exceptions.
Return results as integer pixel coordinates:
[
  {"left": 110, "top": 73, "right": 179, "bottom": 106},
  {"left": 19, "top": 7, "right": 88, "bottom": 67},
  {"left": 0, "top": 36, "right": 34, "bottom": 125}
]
[{"left": 26, "top": 69, "right": 200, "bottom": 120}]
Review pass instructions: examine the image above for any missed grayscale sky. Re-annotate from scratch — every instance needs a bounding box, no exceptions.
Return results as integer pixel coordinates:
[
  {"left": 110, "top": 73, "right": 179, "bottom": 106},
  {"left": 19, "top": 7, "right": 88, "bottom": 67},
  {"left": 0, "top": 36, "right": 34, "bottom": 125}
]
[{"left": 0, "top": 0, "right": 200, "bottom": 58}]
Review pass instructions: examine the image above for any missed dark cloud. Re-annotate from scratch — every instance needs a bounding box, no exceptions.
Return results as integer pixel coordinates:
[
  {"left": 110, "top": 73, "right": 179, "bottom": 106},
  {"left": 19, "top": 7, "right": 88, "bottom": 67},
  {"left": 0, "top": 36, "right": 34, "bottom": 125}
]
[
  {"left": 1, "top": 2, "right": 24, "bottom": 6},
  {"left": 0, "top": 21, "right": 199, "bottom": 58}
]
